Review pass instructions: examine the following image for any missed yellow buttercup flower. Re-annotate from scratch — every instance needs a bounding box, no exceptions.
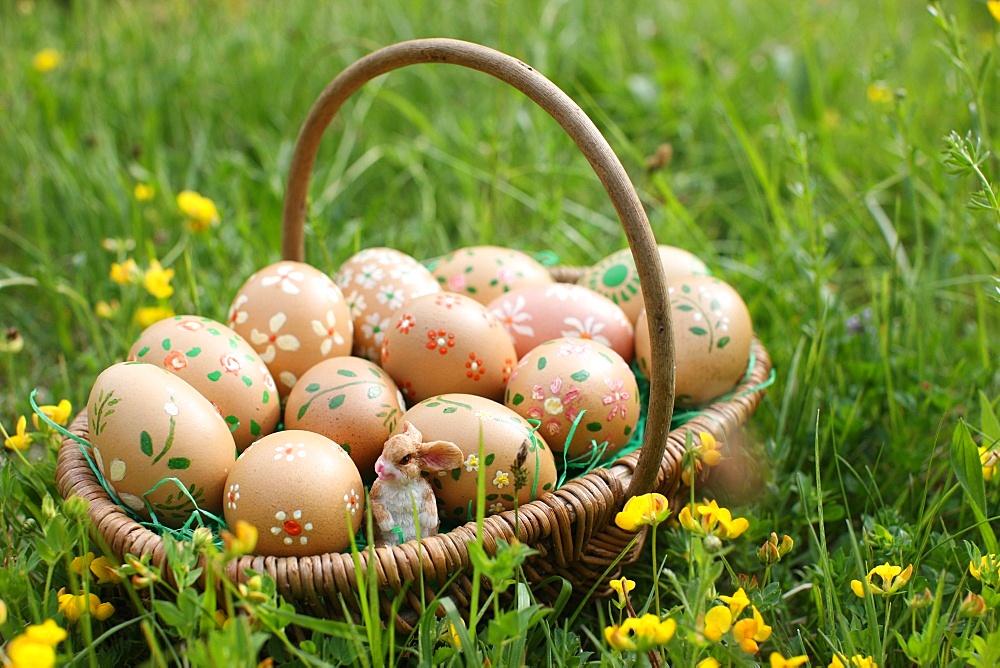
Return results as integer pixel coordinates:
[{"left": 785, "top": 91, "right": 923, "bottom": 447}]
[
  {"left": 69, "top": 552, "right": 96, "bottom": 577},
  {"left": 221, "top": 519, "right": 259, "bottom": 558},
  {"left": 770, "top": 652, "right": 810, "bottom": 667},
  {"left": 57, "top": 588, "right": 115, "bottom": 622},
  {"left": 134, "top": 183, "right": 155, "bottom": 202},
  {"left": 850, "top": 562, "right": 913, "bottom": 597},
  {"left": 615, "top": 492, "right": 670, "bottom": 531},
  {"left": 135, "top": 306, "right": 175, "bottom": 327},
  {"left": 177, "top": 190, "right": 220, "bottom": 232},
  {"left": 731, "top": 605, "right": 772, "bottom": 654},
  {"left": 32, "top": 48, "right": 62, "bottom": 73},
  {"left": 866, "top": 81, "right": 893, "bottom": 107},
  {"left": 109, "top": 258, "right": 140, "bottom": 285},
  {"left": 719, "top": 587, "right": 751, "bottom": 617},
  {"left": 989, "top": 0, "right": 1000, "bottom": 22},
  {"left": 33, "top": 399, "right": 72, "bottom": 430},
  {"left": 678, "top": 499, "right": 750, "bottom": 540},
  {"left": 0, "top": 598, "right": 6, "bottom": 625},
  {"left": 604, "top": 613, "right": 675, "bottom": 652},
  {"left": 696, "top": 659, "right": 721, "bottom": 668},
  {"left": 90, "top": 556, "right": 124, "bottom": 585},
  {"left": 980, "top": 444, "right": 998, "bottom": 482},
  {"left": 829, "top": 654, "right": 877, "bottom": 668},
  {"left": 682, "top": 431, "right": 723, "bottom": 485},
  {"left": 5, "top": 619, "right": 66, "bottom": 668},
  {"left": 609, "top": 576, "right": 635, "bottom": 603},
  {"left": 143, "top": 259, "right": 175, "bottom": 299},
  {"left": 702, "top": 605, "right": 732, "bottom": 642},
  {"left": 3, "top": 415, "right": 33, "bottom": 451},
  {"left": 969, "top": 553, "right": 1000, "bottom": 587},
  {"left": 94, "top": 300, "right": 119, "bottom": 319}
]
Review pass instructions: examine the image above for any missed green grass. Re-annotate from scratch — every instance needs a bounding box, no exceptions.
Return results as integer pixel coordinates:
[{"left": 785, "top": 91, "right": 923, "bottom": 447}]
[{"left": 1, "top": 0, "right": 999, "bottom": 666}]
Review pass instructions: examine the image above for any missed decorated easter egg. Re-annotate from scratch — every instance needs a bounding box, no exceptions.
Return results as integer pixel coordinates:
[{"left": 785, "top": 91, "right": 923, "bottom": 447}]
[
  {"left": 380, "top": 292, "right": 517, "bottom": 404},
  {"left": 431, "top": 245, "right": 553, "bottom": 305},
  {"left": 223, "top": 430, "right": 364, "bottom": 557},
  {"left": 86, "top": 362, "right": 236, "bottom": 528},
  {"left": 580, "top": 245, "right": 710, "bottom": 323},
  {"left": 333, "top": 247, "right": 440, "bottom": 362},
  {"left": 505, "top": 338, "right": 640, "bottom": 460},
  {"left": 396, "top": 394, "right": 557, "bottom": 521},
  {"left": 635, "top": 275, "right": 752, "bottom": 407},
  {"left": 284, "top": 356, "right": 405, "bottom": 481},
  {"left": 227, "top": 261, "right": 353, "bottom": 398},
  {"left": 127, "top": 315, "right": 280, "bottom": 452},
  {"left": 487, "top": 283, "right": 634, "bottom": 361}
]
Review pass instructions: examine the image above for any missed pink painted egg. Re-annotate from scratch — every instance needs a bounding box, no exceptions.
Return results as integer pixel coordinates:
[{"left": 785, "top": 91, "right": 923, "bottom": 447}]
[
  {"left": 579, "top": 245, "right": 710, "bottom": 323},
  {"left": 487, "top": 283, "right": 634, "bottom": 362},
  {"left": 431, "top": 245, "right": 553, "bottom": 305},
  {"left": 635, "top": 275, "right": 753, "bottom": 407},
  {"left": 127, "top": 315, "right": 280, "bottom": 452},
  {"left": 227, "top": 261, "right": 353, "bottom": 399},
  {"left": 223, "top": 430, "right": 364, "bottom": 557},
  {"left": 380, "top": 292, "right": 517, "bottom": 404},
  {"left": 505, "top": 338, "right": 640, "bottom": 459},
  {"left": 333, "top": 247, "right": 440, "bottom": 362}
]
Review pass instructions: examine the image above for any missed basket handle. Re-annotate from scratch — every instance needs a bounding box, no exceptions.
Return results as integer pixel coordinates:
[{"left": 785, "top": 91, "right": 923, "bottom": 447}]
[{"left": 280, "top": 38, "right": 675, "bottom": 499}]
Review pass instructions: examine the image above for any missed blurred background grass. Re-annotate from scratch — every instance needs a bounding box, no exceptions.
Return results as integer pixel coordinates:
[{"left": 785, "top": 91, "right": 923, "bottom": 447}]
[{"left": 1, "top": 0, "right": 998, "bottom": 621}]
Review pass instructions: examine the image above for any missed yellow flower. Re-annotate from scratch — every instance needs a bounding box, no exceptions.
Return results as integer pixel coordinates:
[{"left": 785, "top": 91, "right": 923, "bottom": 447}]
[
  {"left": 829, "top": 654, "right": 877, "bottom": 668},
  {"left": 866, "top": 81, "right": 893, "bottom": 107},
  {"left": 760, "top": 532, "right": 795, "bottom": 565},
  {"left": 91, "top": 556, "right": 124, "bottom": 585},
  {"left": 69, "top": 552, "right": 96, "bottom": 577},
  {"left": 134, "top": 183, "right": 155, "bottom": 202},
  {"left": 969, "top": 553, "right": 1000, "bottom": 585},
  {"left": 851, "top": 562, "right": 913, "bottom": 597},
  {"left": 110, "top": 258, "right": 140, "bottom": 285},
  {"left": 143, "top": 259, "right": 175, "bottom": 299},
  {"left": 615, "top": 492, "right": 670, "bottom": 531},
  {"left": 731, "top": 605, "right": 772, "bottom": 654},
  {"left": 33, "top": 399, "right": 72, "bottom": 430},
  {"left": 682, "top": 431, "right": 723, "bottom": 486},
  {"left": 177, "top": 190, "right": 220, "bottom": 232},
  {"left": 697, "top": 659, "right": 721, "bottom": 668},
  {"left": 0, "top": 598, "right": 6, "bottom": 625},
  {"left": 980, "top": 444, "right": 998, "bottom": 482},
  {"left": 4, "top": 415, "right": 33, "bottom": 451},
  {"left": 5, "top": 620, "right": 66, "bottom": 668},
  {"left": 94, "top": 300, "right": 119, "bottom": 319},
  {"left": 989, "top": 0, "right": 1000, "bottom": 22},
  {"left": 57, "top": 588, "right": 115, "bottom": 622},
  {"left": 32, "top": 48, "right": 62, "bottom": 73},
  {"left": 609, "top": 576, "right": 635, "bottom": 603},
  {"left": 719, "top": 587, "right": 751, "bottom": 617},
  {"left": 959, "top": 591, "right": 987, "bottom": 618},
  {"left": 678, "top": 499, "right": 750, "bottom": 540},
  {"left": 135, "top": 306, "right": 175, "bottom": 327},
  {"left": 604, "top": 613, "right": 675, "bottom": 652},
  {"left": 771, "top": 651, "right": 810, "bottom": 667},
  {"left": 702, "top": 605, "right": 733, "bottom": 642},
  {"left": 221, "top": 519, "right": 259, "bottom": 558}
]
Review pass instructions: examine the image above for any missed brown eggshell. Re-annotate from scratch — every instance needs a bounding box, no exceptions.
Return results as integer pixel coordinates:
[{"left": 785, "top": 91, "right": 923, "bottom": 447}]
[
  {"left": 380, "top": 292, "right": 517, "bottom": 404},
  {"left": 333, "top": 247, "right": 440, "bottom": 362},
  {"left": 284, "top": 356, "right": 404, "bottom": 481},
  {"left": 505, "top": 338, "right": 640, "bottom": 459},
  {"left": 635, "top": 275, "right": 752, "bottom": 407},
  {"left": 227, "top": 261, "right": 353, "bottom": 399},
  {"left": 127, "top": 315, "right": 280, "bottom": 452},
  {"left": 397, "top": 394, "right": 557, "bottom": 522},
  {"left": 87, "top": 362, "right": 236, "bottom": 528},
  {"left": 431, "top": 245, "right": 553, "bottom": 305},
  {"left": 223, "top": 430, "right": 364, "bottom": 557},
  {"left": 579, "top": 245, "right": 710, "bottom": 323},
  {"left": 487, "top": 283, "right": 634, "bottom": 361}
]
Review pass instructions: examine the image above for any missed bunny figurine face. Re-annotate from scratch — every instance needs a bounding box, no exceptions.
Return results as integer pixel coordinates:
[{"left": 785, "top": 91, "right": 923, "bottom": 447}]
[{"left": 374, "top": 421, "right": 463, "bottom": 482}]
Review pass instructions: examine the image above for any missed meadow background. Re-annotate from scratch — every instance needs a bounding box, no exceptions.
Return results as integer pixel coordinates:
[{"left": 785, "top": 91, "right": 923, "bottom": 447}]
[{"left": 1, "top": 0, "right": 998, "bottom": 666}]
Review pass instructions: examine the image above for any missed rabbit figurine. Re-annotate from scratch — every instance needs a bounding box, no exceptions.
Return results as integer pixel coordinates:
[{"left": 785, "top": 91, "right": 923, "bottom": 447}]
[{"left": 369, "top": 421, "right": 465, "bottom": 547}]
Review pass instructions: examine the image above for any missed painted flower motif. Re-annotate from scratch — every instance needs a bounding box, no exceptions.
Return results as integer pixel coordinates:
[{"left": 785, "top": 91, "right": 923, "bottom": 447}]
[
  {"left": 475, "top": 409, "right": 495, "bottom": 422},
  {"left": 311, "top": 310, "right": 346, "bottom": 355},
  {"left": 487, "top": 502, "right": 504, "bottom": 515},
  {"left": 108, "top": 458, "right": 126, "bottom": 482},
  {"left": 375, "top": 284, "right": 405, "bottom": 311},
  {"left": 495, "top": 266, "right": 516, "bottom": 286},
  {"left": 163, "top": 350, "right": 188, "bottom": 371},
  {"left": 260, "top": 264, "right": 305, "bottom": 295},
  {"left": 345, "top": 289, "right": 366, "bottom": 318},
  {"left": 226, "top": 484, "right": 240, "bottom": 510},
  {"left": 363, "top": 313, "right": 389, "bottom": 346},
  {"left": 220, "top": 352, "right": 243, "bottom": 375},
  {"left": 396, "top": 313, "right": 416, "bottom": 334},
  {"left": 527, "top": 377, "right": 581, "bottom": 437},
  {"left": 493, "top": 471, "right": 510, "bottom": 488},
  {"left": 464, "top": 454, "right": 479, "bottom": 472},
  {"left": 260, "top": 366, "right": 277, "bottom": 392},
  {"left": 502, "top": 358, "right": 514, "bottom": 383},
  {"left": 336, "top": 268, "right": 354, "bottom": 288},
  {"left": 179, "top": 320, "right": 203, "bottom": 332},
  {"left": 273, "top": 442, "right": 308, "bottom": 462},
  {"left": 163, "top": 401, "right": 179, "bottom": 417},
  {"left": 278, "top": 370, "right": 298, "bottom": 390},
  {"left": 344, "top": 489, "right": 361, "bottom": 515},
  {"left": 466, "top": 353, "right": 486, "bottom": 380},
  {"left": 555, "top": 339, "right": 590, "bottom": 358},
  {"left": 492, "top": 295, "right": 535, "bottom": 338},
  {"left": 426, "top": 329, "right": 456, "bottom": 354},
  {"left": 228, "top": 294, "right": 249, "bottom": 327},
  {"left": 561, "top": 315, "right": 611, "bottom": 347},
  {"left": 250, "top": 312, "right": 301, "bottom": 363},
  {"left": 272, "top": 509, "right": 313, "bottom": 546},
  {"left": 356, "top": 264, "right": 384, "bottom": 290},
  {"left": 435, "top": 293, "right": 462, "bottom": 309},
  {"left": 447, "top": 274, "right": 467, "bottom": 291},
  {"left": 602, "top": 377, "right": 631, "bottom": 422}
]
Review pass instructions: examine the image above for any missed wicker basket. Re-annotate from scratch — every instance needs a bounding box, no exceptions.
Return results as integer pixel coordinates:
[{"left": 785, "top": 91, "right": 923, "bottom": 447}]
[{"left": 56, "top": 38, "right": 772, "bottom": 630}]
